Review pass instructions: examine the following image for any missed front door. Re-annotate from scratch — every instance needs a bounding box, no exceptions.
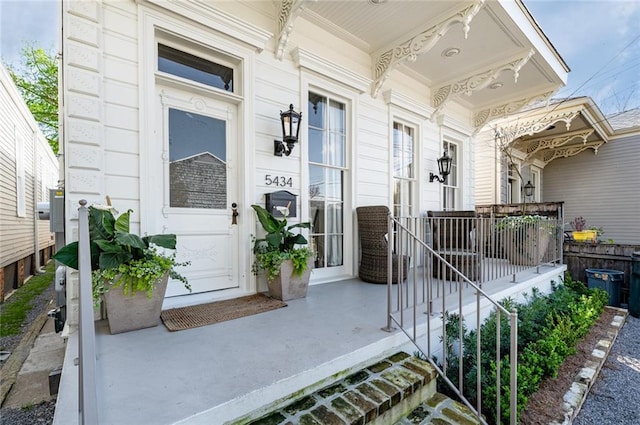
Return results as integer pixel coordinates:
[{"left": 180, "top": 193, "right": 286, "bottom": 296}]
[{"left": 155, "top": 88, "right": 239, "bottom": 296}]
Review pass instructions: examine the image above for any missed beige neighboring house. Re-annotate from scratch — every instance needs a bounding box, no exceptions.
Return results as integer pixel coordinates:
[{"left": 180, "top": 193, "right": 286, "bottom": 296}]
[
  {"left": 544, "top": 107, "right": 640, "bottom": 244},
  {"left": 474, "top": 97, "right": 639, "bottom": 243},
  {"left": 0, "top": 63, "right": 59, "bottom": 300}
]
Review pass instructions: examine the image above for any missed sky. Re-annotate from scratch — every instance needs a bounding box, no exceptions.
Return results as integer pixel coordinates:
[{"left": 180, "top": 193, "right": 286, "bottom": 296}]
[{"left": 1, "top": 0, "right": 639, "bottom": 116}]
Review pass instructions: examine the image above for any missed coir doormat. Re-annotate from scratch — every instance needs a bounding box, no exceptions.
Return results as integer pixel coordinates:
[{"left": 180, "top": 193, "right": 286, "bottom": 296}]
[{"left": 161, "top": 294, "right": 287, "bottom": 331}]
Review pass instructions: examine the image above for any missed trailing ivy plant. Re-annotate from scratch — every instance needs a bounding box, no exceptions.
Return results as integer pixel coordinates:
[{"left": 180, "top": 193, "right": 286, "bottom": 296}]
[
  {"left": 53, "top": 204, "right": 190, "bottom": 303},
  {"left": 251, "top": 204, "right": 313, "bottom": 282}
]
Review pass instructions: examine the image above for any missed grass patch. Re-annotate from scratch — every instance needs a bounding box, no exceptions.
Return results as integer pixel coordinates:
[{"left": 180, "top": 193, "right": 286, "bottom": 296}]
[{"left": 0, "top": 262, "right": 55, "bottom": 337}]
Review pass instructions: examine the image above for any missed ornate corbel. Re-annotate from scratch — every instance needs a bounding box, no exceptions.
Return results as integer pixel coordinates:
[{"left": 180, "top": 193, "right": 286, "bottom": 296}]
[
  {"left": 522, "top": 129, "right": 594, "bottom": 160},
  {"left": 503, "top": 110, "right": 580, "bottom": 143},
  {"left": 275, "top": 0, "right": 312, "bottom": 60},
  {"left": 431, "top": 49, "right": 535, "bottom": 121},
  {"left": 542, "top": 141, "right": 605, "bottom": 164},
  {"left": 371, "top": 0, "right": 485, "bottom": 97},
  {"left": 473, "top": 91, "right": 554, "bottom": 130}
]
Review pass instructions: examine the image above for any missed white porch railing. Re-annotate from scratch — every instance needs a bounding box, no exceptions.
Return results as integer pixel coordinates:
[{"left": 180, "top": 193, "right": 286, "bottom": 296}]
[
  {"left": 77, "top": 200, "right": 98, "bottom": 424},
  {"left": 382, "top": 214, "right": 567, "bottom": 425}
]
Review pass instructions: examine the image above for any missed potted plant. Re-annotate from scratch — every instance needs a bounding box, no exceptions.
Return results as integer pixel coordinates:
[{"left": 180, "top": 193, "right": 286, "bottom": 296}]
[
  {"left": 497, "top": 214, "right": 556, "bottom": 266},
  {"left": 53, "top": 204, "right": 190, "bottom": 334},
  {"left": 251, "top": 204, "right": 313, "bottom": 301},
  {"left": 570, "top": 216, "right": 598, "bottom": 242}
]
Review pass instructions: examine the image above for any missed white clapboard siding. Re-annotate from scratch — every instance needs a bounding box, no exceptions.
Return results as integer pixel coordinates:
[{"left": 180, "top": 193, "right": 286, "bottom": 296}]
[
  {"left": 543, "top": 135, "right": 640, "bottom": 244},
  {"left": 0, "top": 64, "right": 58, "bottom": 268}
]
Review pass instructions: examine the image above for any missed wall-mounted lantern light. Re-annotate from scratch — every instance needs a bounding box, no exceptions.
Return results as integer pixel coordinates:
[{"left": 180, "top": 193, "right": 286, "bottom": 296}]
[
  {"left": 429, "top": 150, "right": 453, "bottom": 183},
  {"left": 523, "top": 180, "right": 535, "bottom": 198},
  {"left": 274, "top": 104, "right": 302, "bottom": 156}
]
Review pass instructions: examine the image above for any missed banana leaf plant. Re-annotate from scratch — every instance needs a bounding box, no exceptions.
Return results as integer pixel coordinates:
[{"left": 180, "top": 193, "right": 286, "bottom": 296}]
[
  {"left": 53, "top": 204, "right": 189, "bottom": 300},
  {"left": 251, "top": 204, "right": 313, "bottom": 281}
]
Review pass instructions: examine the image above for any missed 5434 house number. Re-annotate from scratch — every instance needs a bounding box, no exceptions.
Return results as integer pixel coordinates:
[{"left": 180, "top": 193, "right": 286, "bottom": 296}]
[{"left": 265, "top": 174, "right": 293, "bottom": 187}]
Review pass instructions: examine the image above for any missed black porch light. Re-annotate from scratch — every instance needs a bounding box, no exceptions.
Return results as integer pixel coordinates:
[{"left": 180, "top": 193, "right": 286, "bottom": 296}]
[
  {"left": 523, "top": 180, "right": 535, "bottom": 198},
  {"left": 274, "top": 104, "right": 302, "bottom": 156},
  {"left": 429, "top": 150, "right": 453, "bottom": 183}
]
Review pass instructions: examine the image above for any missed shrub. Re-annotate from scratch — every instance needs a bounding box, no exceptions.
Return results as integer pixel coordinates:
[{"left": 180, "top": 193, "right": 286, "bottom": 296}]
[{"left": 435, "top": 274, "right": 608, "bottom": 424}]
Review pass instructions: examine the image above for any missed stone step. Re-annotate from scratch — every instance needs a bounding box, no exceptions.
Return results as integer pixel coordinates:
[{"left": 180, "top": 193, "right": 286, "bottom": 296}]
[{"left": 244, "top": 352, "right": 479, "bottom": 425}]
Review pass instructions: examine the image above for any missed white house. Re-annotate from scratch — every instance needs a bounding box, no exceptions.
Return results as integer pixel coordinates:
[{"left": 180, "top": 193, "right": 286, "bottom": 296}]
[
  {"left": 60, "top": 0, "right": 567, "bottom": 327},
  {"left": 0, "top": 63, "right": 58, "bottom": 300},
  {"left": 55, "top": 1, "right": 571, "bottom": 422}
]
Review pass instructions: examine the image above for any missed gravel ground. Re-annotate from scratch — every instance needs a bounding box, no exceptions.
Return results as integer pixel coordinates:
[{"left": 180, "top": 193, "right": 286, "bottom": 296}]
[
  {"left": 0, "top": 400, "right": 56, "bottom": 425},
  {"left": 574, "top": 314, "right": 640, "bottom": 425}
]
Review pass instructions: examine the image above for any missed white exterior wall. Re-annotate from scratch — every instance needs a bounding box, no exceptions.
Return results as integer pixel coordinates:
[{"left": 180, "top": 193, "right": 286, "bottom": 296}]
[
  {"left": 62, "top": 0, "right": 478, "bottom": 326},
  {"left": 543, "top": 135, "right": 640, "bottom": 244},
  {"left": 0, "top": 64, "right": 58, "bottom": 270}
]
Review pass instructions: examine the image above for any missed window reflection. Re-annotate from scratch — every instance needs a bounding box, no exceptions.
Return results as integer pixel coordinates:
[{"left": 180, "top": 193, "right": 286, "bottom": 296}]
[
  {"left": 168, "top": 108, "right": 227, "bottom": 209},
  {"left": 158, "top": 44, "right": 233, "bottom": 92}
]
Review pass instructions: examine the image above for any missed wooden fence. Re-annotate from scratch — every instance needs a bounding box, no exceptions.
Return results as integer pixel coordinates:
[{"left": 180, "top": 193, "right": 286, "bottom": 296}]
[{"left": 564, "top": 242, "right": 640, "bottom": 306}]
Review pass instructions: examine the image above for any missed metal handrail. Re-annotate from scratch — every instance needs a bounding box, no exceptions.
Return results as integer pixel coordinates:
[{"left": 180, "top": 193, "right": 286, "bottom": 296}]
[
  {"left": 386, "top": 215, "right": 520, "bottom": 425},
  {"left": 77, "top": 200, "right": 98, "bottom": 424}
]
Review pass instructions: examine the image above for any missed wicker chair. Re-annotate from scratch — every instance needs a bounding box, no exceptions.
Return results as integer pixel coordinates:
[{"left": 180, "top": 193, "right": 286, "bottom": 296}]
[
  {"left": 427, "top": 210, "right": 480, "bottom": 281},
  {"left": 356, "top": 206, "right": 408, "bottom": 284}
]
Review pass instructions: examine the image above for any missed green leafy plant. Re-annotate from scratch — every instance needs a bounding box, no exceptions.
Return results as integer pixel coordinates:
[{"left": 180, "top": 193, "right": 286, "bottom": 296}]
[
  {"left": 435, "top": 276, "right": 608, "bottom": 424},
  {"left": 53, "top": 204, "right": 190, "bottom": 302},
  {"left": 251, "top": 204, "right": 313, "bottom": 282},
  {"left": 496, "top": 214, "right": 555, "bottom": 234}
]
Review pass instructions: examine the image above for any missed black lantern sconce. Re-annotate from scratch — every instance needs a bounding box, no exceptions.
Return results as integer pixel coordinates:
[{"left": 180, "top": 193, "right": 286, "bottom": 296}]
[
  {"left": 274, "top": 104, "right": 302, "bottom": 157},
  {"left": 523, "top": 180, "right": 535, "bottom": 198},
  {"left": 429, "top": 150, "right": 453, "bottom": 183}
]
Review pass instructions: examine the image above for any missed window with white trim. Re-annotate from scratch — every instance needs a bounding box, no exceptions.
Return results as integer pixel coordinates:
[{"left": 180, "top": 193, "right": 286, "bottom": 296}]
[
  {"left": 530, "top": 169, "right": 540, "bottom": 202},
  {"left": 393, "top": 121, "right": 415, "bottom": 217},
  {"left": 308, "top": 91, "right": 347, "bottom": 269},
  {"left": 442, "top": 141, "right": 458, "bottom": 211}
]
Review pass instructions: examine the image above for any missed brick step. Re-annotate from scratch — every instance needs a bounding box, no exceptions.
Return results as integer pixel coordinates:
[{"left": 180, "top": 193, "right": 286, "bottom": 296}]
[{"left": 245, "top": 352, "right": 481, "bottom": 425}]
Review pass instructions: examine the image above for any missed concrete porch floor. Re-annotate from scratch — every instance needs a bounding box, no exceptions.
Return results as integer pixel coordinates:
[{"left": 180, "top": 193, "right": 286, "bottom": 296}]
[{"left": 54, "top": 264, "right": 566, "bottom": 425}]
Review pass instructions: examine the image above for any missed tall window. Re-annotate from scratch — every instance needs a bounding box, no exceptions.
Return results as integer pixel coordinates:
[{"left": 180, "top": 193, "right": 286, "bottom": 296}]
[
  {"left": 308, "top": 92, "right": 346, "bottom": 269},
  {"left": 393, "top": 122, "right": 415, "bottom": 217},
  {"left": 442, "top": 141, "right": 458, "bottom": 211},
  {"left": 530, "top": 169, "right": 539, "bottom": 202},
  {"left": 507, "top": 163, "right": 519, "bottom": 204}
]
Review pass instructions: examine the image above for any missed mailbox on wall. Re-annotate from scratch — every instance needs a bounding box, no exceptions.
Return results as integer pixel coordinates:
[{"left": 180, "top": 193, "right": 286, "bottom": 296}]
[{"left": 265, "top": 190, "right": 297, "bottom": 218}]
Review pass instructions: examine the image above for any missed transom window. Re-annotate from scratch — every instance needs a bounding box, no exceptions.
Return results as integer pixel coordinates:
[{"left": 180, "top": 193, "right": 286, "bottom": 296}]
[
  {"left": 393, "top": 121, "right": 415, "bottom": 217},
  {"left": 158, "top": 43, "right": 234, "bottom": 92},
  {"left": 442, "top": 141, "right": 458, "bottom": 211}
]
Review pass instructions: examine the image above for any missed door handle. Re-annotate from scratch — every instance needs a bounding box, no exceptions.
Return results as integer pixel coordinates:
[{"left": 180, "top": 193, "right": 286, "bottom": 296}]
[{"left": 231, "top": 203, "right": 238, "bottom": 225}]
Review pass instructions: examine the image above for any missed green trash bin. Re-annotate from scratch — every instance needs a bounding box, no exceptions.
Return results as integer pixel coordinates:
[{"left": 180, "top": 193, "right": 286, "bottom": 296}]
[
  {"left": 585, "top": 268, "right": 624, "bottom": 307},
  {"left": 630, "top": 252, "right": 640, "bottom": 318}
]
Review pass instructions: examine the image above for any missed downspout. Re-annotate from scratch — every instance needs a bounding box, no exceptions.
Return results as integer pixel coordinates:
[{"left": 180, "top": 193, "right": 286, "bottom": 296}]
[{"left": 32, "top": 130, "right": 44, "bottom": 274}]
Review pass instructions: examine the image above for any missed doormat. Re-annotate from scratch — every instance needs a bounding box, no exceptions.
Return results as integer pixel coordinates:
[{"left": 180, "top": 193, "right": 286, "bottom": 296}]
[{"left": 160, "top": 294, "right": 287, "bottom": 331}]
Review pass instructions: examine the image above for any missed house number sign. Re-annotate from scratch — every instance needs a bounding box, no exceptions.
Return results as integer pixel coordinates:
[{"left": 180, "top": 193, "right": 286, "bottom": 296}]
[{"left": 264, "top": 174, "right": 293, "bottom": 187}]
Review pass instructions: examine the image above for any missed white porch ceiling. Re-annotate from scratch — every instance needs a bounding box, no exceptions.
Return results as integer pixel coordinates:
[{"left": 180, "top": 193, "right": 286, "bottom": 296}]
[{"left": 259, "top": 0, "right": 569, "bottom": 127}]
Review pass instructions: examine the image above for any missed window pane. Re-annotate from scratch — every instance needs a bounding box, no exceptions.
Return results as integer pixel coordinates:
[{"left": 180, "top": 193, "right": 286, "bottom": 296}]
[
  {"left": 308, "top": 128, "right": 324, "bottom": 163},
  {"left": 326, "top": 169, "right": 343, "bottom": 202},
  {"left": 310, "top": 200, "right": 325, "bottom": 234},
  {"left": 309, "top": 165, "right": 324, "bottom": 199},
  {"left": 308, "top": 93, "right": 326, "bottom": 128},
  {"left": 327, "top": 235, "right": 343, "bottom": 267},
  {"left": 158, "top": 44, "right": 233, "bottom": 92},
  {"left": 169, "top": 108, "right": 226, "bottom": 209},
  {"left": 326, "top": 203, "right": 343, "bottom": 233}
]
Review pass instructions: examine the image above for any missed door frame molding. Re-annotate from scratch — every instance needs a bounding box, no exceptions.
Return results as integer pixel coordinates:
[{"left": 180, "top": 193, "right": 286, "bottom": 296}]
[{"left": 138, "top": 6, "right": 257, "bottom": 307}]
